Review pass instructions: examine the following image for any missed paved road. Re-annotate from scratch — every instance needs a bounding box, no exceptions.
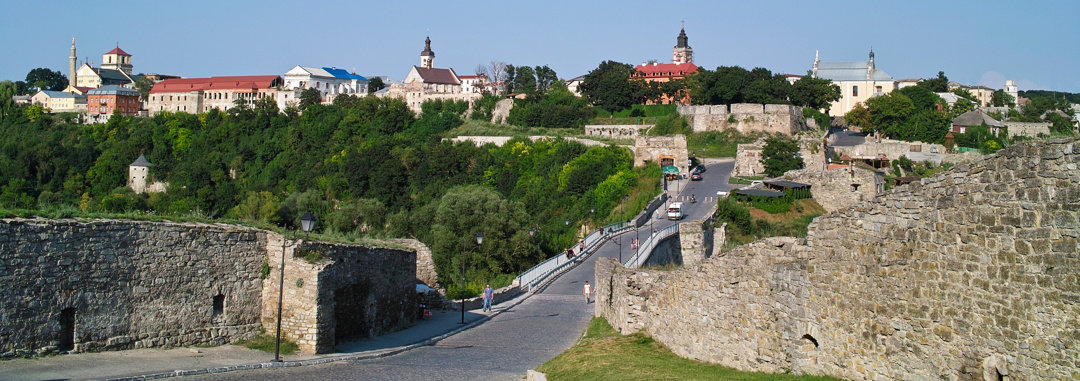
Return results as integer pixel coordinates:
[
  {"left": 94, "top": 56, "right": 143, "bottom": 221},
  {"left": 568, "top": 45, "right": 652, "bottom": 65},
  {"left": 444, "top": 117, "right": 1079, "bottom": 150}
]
[
  {"left": 186, "top": 160, "right": 736, "bottom": 381},
  {"left": 828, "top": 127, "right": 870, "bottom": 147}
]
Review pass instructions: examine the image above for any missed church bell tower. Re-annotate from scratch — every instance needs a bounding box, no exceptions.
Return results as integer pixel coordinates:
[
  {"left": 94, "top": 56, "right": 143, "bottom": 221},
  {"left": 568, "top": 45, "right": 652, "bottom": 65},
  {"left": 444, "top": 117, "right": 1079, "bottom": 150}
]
[
  {"left": 672, "top": 23, "right": 692, "bottom": 65},
  {"left": 420, "top": 36, "right": 434, "bottom": 69}
]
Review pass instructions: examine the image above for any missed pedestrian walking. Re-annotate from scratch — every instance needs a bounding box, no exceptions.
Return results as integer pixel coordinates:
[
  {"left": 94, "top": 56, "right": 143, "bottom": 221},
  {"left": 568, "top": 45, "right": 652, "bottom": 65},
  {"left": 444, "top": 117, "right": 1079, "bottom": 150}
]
[
  {"left": 482, "top": 284, "right": 494, "bottom": 312},
  {"left": 565, "top": 248, "right": 571, "bottom": 260},
  {"left": 579, "top": 241, "right": 585, "bottom": 254},
  {"left": 583, "top": 281, "right": 592, "bottom": 304}
]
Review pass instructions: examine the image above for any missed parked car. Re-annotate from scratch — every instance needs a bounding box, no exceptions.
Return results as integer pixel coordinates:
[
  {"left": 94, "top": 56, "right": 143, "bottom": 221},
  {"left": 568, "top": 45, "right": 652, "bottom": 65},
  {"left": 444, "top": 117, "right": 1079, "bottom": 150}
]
[
  {"left": 690, "top": 172, "right": 702, "bottom": 181},
  {"left": 693, "top": 164, "right": 706, "bottom": 173},
  {"left": 750, "top": 180, "right": 763, "bottom": 187}
]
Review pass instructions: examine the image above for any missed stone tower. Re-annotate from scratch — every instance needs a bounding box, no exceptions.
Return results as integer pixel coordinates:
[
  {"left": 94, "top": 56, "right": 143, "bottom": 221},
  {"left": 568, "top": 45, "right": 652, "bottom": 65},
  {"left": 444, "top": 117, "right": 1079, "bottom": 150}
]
[
  {"left": 69, "top": 37, "right": 77, "bottom": 88},
  {"left": 1004, "top": 79, "right": 1018, "bottom": 107},
  {"left": 128, "top": 154, "right": 152, "bottom": 194},
  {"left": 101, "top": 45, "right": 133, "bottom": 74},
  {"left": 672, "top": 24, "right": 692, "bottom": 65},
  {"left": 420, "top": 36, "right": 434, "bottom": 69}
]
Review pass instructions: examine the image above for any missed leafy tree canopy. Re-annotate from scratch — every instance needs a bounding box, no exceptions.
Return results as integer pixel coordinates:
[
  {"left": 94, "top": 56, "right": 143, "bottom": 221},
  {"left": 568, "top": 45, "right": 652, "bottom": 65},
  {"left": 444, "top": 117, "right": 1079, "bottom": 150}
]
[
  {"left": 760, "top": 135, "right": 803, "bottom": 177},
  {"left": 579, "top": 61, "right": 639, "bottom": 114},
  {"left": 25, "top": 68, "right": 68, "bottom": 92}
]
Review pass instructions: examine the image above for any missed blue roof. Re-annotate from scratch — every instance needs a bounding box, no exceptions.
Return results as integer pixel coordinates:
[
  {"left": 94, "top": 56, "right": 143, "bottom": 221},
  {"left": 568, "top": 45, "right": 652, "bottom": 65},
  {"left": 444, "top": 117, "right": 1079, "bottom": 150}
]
[
  {"left": 322, "top": 67, "right": 367, "bottom": 81},
  {"left": 39, "top": 90, "right": 81, "bottom": 99}
]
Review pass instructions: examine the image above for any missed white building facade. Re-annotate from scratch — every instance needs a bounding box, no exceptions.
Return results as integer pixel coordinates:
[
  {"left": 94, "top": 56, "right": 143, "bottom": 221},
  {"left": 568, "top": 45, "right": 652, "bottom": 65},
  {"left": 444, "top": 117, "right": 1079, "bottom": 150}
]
[
  {"left": 812, "top": 50, "right": 896, "bottom": 117},
  {"left": 283, "top": 66, "right": 369, "bottom": 103}
]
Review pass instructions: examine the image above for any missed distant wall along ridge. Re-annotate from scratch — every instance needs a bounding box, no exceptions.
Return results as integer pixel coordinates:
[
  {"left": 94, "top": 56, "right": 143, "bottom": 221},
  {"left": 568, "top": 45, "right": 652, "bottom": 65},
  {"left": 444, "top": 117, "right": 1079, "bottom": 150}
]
[{"left": 595, "top": 137, "right": 1079, "bottom": 380}]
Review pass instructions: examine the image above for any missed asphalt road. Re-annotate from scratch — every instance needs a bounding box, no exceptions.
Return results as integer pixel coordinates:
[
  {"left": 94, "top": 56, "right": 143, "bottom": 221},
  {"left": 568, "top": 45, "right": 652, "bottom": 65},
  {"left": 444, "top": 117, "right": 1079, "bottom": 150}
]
[{"left": 186, "top": 159, "right": 735, "bottom": 381}]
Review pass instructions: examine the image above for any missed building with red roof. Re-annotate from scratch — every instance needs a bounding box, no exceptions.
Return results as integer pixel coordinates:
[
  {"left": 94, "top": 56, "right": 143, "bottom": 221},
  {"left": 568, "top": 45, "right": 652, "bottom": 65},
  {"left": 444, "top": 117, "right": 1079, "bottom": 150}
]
[
  {"left": 380, "top": 36, "right": 481, "bottom": 113},
  {"left": 630, "top": 26, "right": 700, "bottom": 104},
  {"left": 147, "top": 75, "right": 288, "bottom": 115}
]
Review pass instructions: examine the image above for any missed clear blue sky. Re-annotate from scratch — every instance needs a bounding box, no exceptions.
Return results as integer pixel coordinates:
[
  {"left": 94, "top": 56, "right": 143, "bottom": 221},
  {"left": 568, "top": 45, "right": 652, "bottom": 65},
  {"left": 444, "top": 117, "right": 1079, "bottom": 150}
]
[{"left": 2, "top": 0, "right": 1078, "bottom": 92}]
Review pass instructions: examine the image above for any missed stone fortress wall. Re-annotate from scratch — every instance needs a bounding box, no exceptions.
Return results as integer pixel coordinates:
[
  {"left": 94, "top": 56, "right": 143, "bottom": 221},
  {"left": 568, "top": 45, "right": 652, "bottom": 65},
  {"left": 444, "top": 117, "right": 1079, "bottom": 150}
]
[
  {"left": 678, "top": 104, "right": 808, "bottom": 136},
  {"left": 584, "top": 124, "right": 653, "bottom": 139},
  {"left": 1004, "top": 122, "right": 1051, "bottom": 139},
  {"left": 0, "top": 219, "right": 417, "bottom": 356},
  {"left": 595, "top": 137, "right": 1079, "bottom": 380}
]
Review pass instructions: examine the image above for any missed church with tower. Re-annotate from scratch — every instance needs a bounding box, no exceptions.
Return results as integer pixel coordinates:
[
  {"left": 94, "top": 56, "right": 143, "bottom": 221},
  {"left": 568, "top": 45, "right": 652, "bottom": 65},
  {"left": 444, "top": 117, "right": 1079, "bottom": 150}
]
[
  {"left": 64, "top": 37, "right": 139, "bottom": 94},
  {"left": 631, "top": 24, "right": 700, "bottom": 104},
  {"left": 380, "top": 35, "right": 483, "bottom": 113}
]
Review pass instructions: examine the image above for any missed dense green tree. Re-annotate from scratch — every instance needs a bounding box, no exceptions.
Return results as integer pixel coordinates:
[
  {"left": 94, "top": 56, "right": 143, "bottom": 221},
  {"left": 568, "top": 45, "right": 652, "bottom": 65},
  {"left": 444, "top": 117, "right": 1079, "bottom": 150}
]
[
  {"left": 579, "top": 61, "right": 638, "bottom": 114},
  {"left": 24, "top": 68, "right": 68, "bottom": 92},
  {"left": 991, "top": 90, "right": 1016, "bottom": 107},
  {"left": 534, "top": 65, "right": 558, "bottom": 94},
  {"left": 135, "top": 76, "right": 155, "bottom": 103},
  {"left": 512, "top": 66, "right": 537, "bottom": 97},
  {"left": 918, "top": 71, "right": 949, "bottom": 93},
  {"left": 789, "top": 74, "right": 841, "bottom": 110},
  {"left": 366, "top": 76, "right": 386, "bottom": 94},
  {"left": 506, "top": 82, "right": 593, "bottom": 129},
  {"left": 299, "top": 88, "right": 322, "bottom": 110},
  {"left": 760, "top": 135, "right": 803, "bottom": 177}
]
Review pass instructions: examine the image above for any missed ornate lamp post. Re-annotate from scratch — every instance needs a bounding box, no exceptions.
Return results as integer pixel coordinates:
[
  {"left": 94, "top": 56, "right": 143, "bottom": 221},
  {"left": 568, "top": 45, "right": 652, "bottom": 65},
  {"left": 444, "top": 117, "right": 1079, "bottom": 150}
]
[{"left": 274, "top": 211, "right": 316, "bottom": 362}]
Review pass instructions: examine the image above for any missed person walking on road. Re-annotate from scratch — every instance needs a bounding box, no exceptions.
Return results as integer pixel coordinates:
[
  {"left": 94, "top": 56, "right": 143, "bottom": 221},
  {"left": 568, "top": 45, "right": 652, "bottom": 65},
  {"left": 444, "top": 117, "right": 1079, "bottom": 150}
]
[
  {"left": 482, "top": 284, "right": 494, "bottom": 312},
  {"left": 583, "top": 281, "right": 592, "bottom": 304}
]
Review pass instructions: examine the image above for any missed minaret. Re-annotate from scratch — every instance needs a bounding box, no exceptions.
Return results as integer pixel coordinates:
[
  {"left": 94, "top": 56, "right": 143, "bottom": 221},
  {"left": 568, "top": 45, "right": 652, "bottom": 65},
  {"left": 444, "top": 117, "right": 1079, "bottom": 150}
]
[
  {"left": 672, "top": 22, "right": 693, "bottom": 65},
  {"left": 69, "top": 37, "right": 77, "bottom": 88},
  {"left": 812, "top": 50, "right": 819, "bottom": 78},
  {"left": 420, "top": 36, "right": 434, "bottom": 69}
]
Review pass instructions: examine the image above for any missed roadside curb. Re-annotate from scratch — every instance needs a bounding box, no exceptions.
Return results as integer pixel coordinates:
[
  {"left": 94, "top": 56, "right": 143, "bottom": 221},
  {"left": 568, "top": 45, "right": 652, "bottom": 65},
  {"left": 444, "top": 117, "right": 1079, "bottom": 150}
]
[{"left": 102, "top": 293, "right": 536, "bottom": 381}]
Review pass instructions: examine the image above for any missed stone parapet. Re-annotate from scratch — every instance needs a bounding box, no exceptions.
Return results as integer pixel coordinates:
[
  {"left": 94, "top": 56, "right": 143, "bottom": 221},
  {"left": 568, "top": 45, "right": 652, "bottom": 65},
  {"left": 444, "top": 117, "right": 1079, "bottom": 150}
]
[
  {"left": 584, "top": 124, "right": 652, "bottom": 139},
  {"left": 678, "top": 103, "right": 807, "bottom": 136},
  {"left": 597, "top": 137, "right": 1080, "bottom": 380}
]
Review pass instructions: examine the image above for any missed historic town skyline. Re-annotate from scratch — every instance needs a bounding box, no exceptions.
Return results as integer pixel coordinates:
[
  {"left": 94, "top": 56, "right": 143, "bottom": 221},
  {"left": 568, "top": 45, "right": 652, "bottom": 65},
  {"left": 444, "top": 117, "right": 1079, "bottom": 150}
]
[{"left": 1, "top": 0, "right": 1078, "bottom": 93}]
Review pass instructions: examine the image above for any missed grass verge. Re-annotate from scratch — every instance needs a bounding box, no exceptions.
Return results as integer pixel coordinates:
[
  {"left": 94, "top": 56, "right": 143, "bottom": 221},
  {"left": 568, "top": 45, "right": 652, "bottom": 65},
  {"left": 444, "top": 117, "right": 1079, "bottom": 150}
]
[
  {"left": 235, "top": 334, "right": 298, "bottom": 355},
  {"left": 536, "top": 317, "right": 838, "bottom": 380}
]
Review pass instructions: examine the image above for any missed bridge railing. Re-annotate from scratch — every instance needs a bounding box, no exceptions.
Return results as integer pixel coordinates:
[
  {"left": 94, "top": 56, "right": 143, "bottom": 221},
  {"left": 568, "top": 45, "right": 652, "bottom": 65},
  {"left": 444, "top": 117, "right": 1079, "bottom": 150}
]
[
  {"left": 624, "top": 223, "right": 680, "bottom": 269},
  {"left": 515, "top": 220, "right": 634, "bottom": 292}
]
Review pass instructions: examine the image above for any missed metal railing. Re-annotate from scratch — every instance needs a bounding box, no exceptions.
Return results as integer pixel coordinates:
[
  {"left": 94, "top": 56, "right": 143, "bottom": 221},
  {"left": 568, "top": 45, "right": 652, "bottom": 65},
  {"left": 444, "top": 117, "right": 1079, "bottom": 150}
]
[
  {"left": 515, "top": 220, "right": 633, "bottom": 292},
  {"left": 624, "top": 223, "right": 680, "bottom": 269}
]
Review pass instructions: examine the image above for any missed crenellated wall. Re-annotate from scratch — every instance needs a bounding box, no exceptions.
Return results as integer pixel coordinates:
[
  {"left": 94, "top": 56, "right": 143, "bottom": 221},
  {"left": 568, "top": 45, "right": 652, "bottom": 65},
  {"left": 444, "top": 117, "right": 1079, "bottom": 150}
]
[
  {"left": 596, "top": 137, "right": 1080, "bottom": 380},
  {"left": 0, "top": 219, "right": 417, "bottom": 356}
]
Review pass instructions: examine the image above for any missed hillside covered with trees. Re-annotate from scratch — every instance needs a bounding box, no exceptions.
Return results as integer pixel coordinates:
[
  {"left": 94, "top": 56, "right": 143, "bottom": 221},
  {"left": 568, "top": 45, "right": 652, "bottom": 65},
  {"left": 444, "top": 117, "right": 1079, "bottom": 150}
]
[{"left": 0, "top": 93, "right": 658, "bottom": 296}]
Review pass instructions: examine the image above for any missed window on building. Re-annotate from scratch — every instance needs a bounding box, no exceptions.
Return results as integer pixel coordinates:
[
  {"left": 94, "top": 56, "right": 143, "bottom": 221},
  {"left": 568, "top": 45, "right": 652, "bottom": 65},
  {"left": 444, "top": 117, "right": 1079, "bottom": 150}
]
[
  {"left": 852, "top": 86, "right": 859, "bottom": 97},
  {"left": 875, "top": 85, "right": 883, "bottom": 94}
]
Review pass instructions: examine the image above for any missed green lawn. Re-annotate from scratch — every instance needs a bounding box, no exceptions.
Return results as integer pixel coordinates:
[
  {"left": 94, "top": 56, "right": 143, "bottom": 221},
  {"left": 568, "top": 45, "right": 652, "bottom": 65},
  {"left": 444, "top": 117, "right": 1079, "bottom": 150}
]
[{"left": 536, "top": 318, "right": 839, "bottom": 381}]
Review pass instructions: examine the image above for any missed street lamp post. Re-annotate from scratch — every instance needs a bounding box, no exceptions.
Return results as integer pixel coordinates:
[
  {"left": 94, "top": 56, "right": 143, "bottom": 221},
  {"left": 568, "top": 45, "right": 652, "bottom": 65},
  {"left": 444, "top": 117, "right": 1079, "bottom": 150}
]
[
  {"left": 274, "top": 211, "right": 316, "bottom": 363},
  {"left": 616, "top": 234, "right": 622, "bottom": 264}
]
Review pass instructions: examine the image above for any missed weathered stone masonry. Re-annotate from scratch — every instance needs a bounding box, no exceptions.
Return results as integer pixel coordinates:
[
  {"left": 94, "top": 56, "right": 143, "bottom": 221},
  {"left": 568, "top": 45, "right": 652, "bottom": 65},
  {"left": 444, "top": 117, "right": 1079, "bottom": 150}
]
[
  {"left": 1, "top": 219, "right": 417, "bottom": 356},
  {"left": 596, "top": 138, "right": 1079, "bottom": 380},
  {"left": 0, "top": 220, "right": 267, "bottom": 355}
]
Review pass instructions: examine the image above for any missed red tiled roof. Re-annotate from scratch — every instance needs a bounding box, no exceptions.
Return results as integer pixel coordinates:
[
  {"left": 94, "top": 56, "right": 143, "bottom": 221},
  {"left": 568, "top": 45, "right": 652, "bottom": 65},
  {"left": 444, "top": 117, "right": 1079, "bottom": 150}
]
[
  {"left": 150, "top": 75, "right": 281, "bottom": 93},
  {"left": 826, "top": 163, "right": 849, "bottom": 171},
  {"left": 413, "top": 67, "right": 459, "bottom": 85},
  {"left": 633, "top": 62, "right": 699, "bottom": 78},
  {"left": 105, "top": 46, "right": 130, "bottom": 56}
]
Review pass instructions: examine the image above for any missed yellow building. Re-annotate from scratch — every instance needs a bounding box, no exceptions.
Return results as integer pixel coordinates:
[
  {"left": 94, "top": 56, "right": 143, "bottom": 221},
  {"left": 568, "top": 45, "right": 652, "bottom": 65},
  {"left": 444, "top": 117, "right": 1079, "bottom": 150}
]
[
  {"left": 30, "top": 90, "right": 86, "bottom": 113},
  {"left": 812, "top": 50, "right": 895, "bottom": 117}
]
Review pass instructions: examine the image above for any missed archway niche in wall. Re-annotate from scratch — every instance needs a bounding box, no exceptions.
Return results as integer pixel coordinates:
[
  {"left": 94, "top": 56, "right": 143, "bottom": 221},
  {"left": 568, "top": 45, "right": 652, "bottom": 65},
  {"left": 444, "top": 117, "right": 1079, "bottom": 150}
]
[
  {"left": 213, "top": 294, "right": 225, "bottom": 316},
  {"left": 59, "top": 308, "right": 76, "bottom": 352},
  {"left": 801, "top": 333, "right": 819, "bottom": 348}
]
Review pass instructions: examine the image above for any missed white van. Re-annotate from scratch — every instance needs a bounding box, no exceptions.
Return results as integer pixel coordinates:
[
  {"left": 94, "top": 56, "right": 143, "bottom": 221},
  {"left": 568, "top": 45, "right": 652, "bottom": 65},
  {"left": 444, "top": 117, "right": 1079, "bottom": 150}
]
[{"left": 667, "top": 202, "right": 683, "bottom": 220}]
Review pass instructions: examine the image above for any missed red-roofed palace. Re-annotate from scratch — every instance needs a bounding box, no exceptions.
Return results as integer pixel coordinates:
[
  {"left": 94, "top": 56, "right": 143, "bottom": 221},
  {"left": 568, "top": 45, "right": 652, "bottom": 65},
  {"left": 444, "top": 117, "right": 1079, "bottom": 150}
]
[{"left": 147, "top": 75, "right": 289, "bottom": 115}]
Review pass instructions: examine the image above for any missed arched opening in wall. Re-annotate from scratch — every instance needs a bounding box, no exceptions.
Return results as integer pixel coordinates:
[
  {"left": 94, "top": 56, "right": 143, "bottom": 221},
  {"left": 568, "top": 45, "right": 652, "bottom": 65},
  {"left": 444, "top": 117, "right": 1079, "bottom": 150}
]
[
  {"left": 213, "top": 294, "right": 225, "bottom": 316},
  {"left": 801, "top": 334, "right": 819, "bottom": 348},
  {"left": 59, "top": 308, "right": 76, "bottom": 352}
]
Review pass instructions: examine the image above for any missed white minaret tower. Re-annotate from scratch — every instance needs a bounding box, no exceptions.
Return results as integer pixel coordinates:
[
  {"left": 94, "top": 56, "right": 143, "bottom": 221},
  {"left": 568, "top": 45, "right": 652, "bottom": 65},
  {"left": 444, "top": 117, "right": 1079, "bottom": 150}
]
[
  {"left": 420, "top": 36, "right": 434, "bottom": 69},
  {"left": 69, "top": 37, "right": 77, "bottom": 88}
]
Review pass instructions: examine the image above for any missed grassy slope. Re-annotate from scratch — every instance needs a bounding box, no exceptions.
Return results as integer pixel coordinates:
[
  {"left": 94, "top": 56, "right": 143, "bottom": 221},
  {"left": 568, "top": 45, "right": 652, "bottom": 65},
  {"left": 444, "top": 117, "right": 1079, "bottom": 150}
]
[{"left": 537, "top": 317, "right": 838, "bottom": 381}]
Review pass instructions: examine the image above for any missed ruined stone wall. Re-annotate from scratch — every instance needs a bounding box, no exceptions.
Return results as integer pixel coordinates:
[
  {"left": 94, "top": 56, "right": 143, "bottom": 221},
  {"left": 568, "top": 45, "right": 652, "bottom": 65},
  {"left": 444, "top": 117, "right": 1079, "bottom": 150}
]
[
  {"left": 779, "top": 167, "right": 882, "bottom": 213},
  {"left": 1, "top": 219, "right": 421, "bottom": 357},
  {"left": 259, "top": 240, "right": 416, "bottom": 354},
  {"left": 832, "top": 139, "right": 947, "bottom": 161},
  {"left": 733, "top": 137, "right": 826, "bottom": 178},
  {"left": 584, "top": 124, "right": 652, "bottom": 139},
  {"left": 1004, "top": 122, "right": 1051, "bottom": 139},
  {"left": 678, "top": 104, "right": 807, "bottom": 136},
  {"left": 0, "top": 219, "right": 267, "bottom": 356},
  {"left": 634, "top": 135, "right": 689, "bottom": 175},
  {"left": 596, "top": 138, "right": 1080, "bottom": 380}
]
